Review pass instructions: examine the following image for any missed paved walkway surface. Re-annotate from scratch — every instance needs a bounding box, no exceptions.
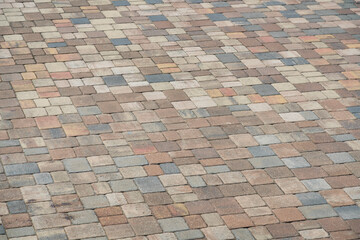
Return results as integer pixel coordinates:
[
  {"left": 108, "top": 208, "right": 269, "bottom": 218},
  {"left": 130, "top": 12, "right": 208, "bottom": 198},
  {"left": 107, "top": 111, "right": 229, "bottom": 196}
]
[{"left": 0, "top": 0, "right": 360, "bottom": 239}]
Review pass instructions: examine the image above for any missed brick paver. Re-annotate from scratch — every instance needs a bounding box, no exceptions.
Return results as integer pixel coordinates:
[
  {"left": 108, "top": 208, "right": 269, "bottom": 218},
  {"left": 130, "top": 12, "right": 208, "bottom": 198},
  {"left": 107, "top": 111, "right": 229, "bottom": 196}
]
[{"left": 0, "top": 0, "right": 360, "bottom": 239}]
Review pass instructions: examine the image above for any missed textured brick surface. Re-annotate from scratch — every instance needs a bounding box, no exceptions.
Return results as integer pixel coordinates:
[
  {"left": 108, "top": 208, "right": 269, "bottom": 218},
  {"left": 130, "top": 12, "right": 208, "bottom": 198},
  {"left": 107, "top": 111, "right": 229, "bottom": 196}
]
[{"left": 0, "top": 0, "right": 360, "bottom": 239}]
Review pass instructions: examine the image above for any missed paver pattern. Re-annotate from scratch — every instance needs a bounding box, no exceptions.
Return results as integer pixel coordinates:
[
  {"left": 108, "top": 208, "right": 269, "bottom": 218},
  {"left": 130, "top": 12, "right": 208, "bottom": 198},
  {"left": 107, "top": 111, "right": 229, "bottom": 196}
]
[{"left": 0, "top": 0, "right": 360, "bottom": 239}]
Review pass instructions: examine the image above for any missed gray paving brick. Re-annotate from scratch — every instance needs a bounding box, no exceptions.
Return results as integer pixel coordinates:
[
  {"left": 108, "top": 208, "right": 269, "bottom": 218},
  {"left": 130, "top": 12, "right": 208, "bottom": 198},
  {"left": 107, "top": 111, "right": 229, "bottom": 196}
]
[
  {"left": 142, "top": 122, "right": 167, "bottom": 132},
  {"left": 41, "top": 128, "right": 66, "bottom": 139},
  {"left": 7, "top": 200, "right": 27, "bottom": 214},
  {"left": 205, "top": 165, "right": 230, "bottom": 174},
  {"left": 327, "top": 152, "right": 355, "bottom": 164},
  {"left": 4, "top": 163, "right": 40, "bottom": 176},
  {"left": 81, "top": 195, "right": 109, "bottom": 209},
  {"left": 34, "top": 173, "right": 53, "bottom": 185},
  {"left": 87, "top": 124, "right": 112, "bottom": 134},
  {"left": 145, "top": 74, "right": 174, "bottom": 83},
  {"left": 77, "top": 106, "right": 102, "bottom": 116},
  {"left": 160, "top": 163, "right": 180, "bottom": 174},
  {"left": 93, "top": 165, "right": 119, "bottom": 174},
  {"left": 299, "top": 204, "right": 337, "bottom": 219},
  {"left": 0, "top": 140, "right": 20, "bottom": 147},
  {"left": 159, "top": 217, "right": 189, "bottom": 232},
  {"left": 135, "top": 176, "right": 165, "bottom": 193},
  {"left": 63, "top": 158, "right": 91, "bottom": 173},
  {"left": 282, "top": 157, "right": 310, "bottom": 169},
  {"left": 232, "top": 229, "right": 255, "bottom": 240},
  {"left": 6, "top": 227, "right": 35, "bottom": 238},
  {"left": 175, "top": 230, "right": 204, "bottom": 240},
  {"left": 248, "top": 146, "right": 275, "bottom": 157},
  {"left": 102, "top": 75, "right": 127, "bottom": 87},
  {"left": 334, "top": 205, "right": 360, "bottom": 220},
  {"left": 249, "top": 156, "right": 284, "bottom": 168},
  {"left": 252, "top": 84, "right": 279, "bottom": 96},
  {"left": 9, "top": 175, "right": 35, "bottom": 187},
  {"left": 114, "top": 155, "right": 148, "bottom": 167},
  {"left": 296, "top": 192, "right": 327, "bottom": 206},
  {"left": 186, "top": 176, "right": 206, "bottom": 188},
  {"left": 110, "top": 179, "right": 138, "bottom": 192},
  {"left": 332, "top": 134, "right": 356, "bottom": 142},
  {"left": 58, "top": 113, "right": 82, "bottom": 123},
  {"left": 216, "top": 53, "right": 240, "bottom": 63},
  {"left": 200, "top": 127, "right": 227, "bottom": 140},
  {"left": 302, "top": 179, "right": 331, "bottom": 191},
  {"left": 254, "top": 135, "right": 281, "bottom": 145},
  {"left": 23, "top": 147, "right": 48, "bottom": 156}
]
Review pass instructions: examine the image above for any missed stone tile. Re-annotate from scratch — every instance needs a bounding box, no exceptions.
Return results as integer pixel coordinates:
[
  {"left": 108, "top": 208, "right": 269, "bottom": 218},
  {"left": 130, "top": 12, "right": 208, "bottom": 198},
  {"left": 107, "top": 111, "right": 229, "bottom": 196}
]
[
  {"left": 65, "top": 223, "right": 105, "bottom": 239},
  {"left": 128, "top": 216, "right": 162, "bottom": 235},
  {"left": 7, "top": 200, "right": 27, "bottom": 214},
  {"left": 159, "top": 217, "right": 189, "bottom": 232},
  {"left": 63, "top": 158, "right": 91, "bottom": 173},
  {"left": 1, "top": 0, "right": 360, "bottom": 239},
  {"left": 335, "top": 205, "right": 360, "bottom": 220},
  {"left": 327, "top": 152, "right": 355, "bottom": 164},
  {"left": 249, "top": 156, "right": 285, "bottom": 169},
  {"left": 134, "top": 176, "right": 165, "bottom": 193},
  {"left": 296, "top": 192, "right": 327, "bottom": 206},
  {"left": 302, "top": 179, "right": 331, "bottom": 191},
  {"left": 4, "top": 163, "right": 39, "bottom": 176},
  {"left": 202, "top": 226, "right": 234, "bottom": 239},
  {"left": 299, "top": 204, "right": 338, "bottom": 219}
]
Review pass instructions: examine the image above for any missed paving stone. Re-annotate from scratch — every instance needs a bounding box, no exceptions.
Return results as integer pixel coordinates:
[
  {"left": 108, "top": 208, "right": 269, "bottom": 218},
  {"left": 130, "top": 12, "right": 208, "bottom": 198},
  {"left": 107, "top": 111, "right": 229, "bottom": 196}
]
[
  {"left": 299, "top": 204, "right": 338, "bottom": 219},
  {"left": 282, "top": 157, "right": 310, "bottom": 169},
  {"left": 81, "top": 196, "right": 109, "bottom": 209},
  {"left": 110, "top": 180, "right": 138, "bottom": 192},
  {"left": 7, "top": 200, "right": 27, "bottom": 214},
  {"left": 71, "top": 18, "right": 90, "bottom": 25},
  {"left": 186, "top": 176, "right": 206, "bottom": 188},
  {"left": 302, "top": 179, "right": 332, "bottom": 191},
  {"left": 252, "top": 84, "right": 280, "bottom": 96},
  {"left": 160, "top": 163, "right": 180, "bottom": 174},
  {"left": 68, "top": 210, "right": 98, "bottom": 225},
  {"left": 1, "top": 0, "right": 360, "bottom": 239},
  {"left": 77, "top": 106, "right": 102, "bottom": 116},
  {"left": 63, "top": 158, "right": 91, "bottom": 173},
  {"left": 65, "top": 223, "right": 105, "bottom": 239},
  {"left": 159, "top": 217, "right": 189, "bottom": 232},
  {"left": 232, "top": 228, "right": 255, "bottom": 240},
  {"left": 6, "top": 227, "right": 35, "bottom": 238},
  {"left": 102, "top": 75, "right": 127, "bottom": 87},
  {"left": 134, "top": 177, "right": 165, "bottom": 193},
  {"left": 128, "top": 216, "right": 162, "bottom": 235},
  {"left": 249, "top": 156, "right": 285, "bottom": 169},
  {"left": 4, "top": 163, "right": 39, "bottom": 176},
  {"left": 327, "top": 152, "right": 355, "bottom": 164},
  {"left": 216, "top": 54, "right": 240, "bottom": 63},
  {"left": 202, "top": 226, "right": 234, "bottom": 239},
  {"left": 175, "top": 229, "right": 204, "bottom": 240},
  {"left": 110, "top": 38, "right": 131, "bottom": 46},
  {"left": 334, "top": 205, "right": 360, "bottom": 220},
  {"left": 145, "top": 74, "right": 174, "bottom": 83},
  {"left": 248, "top": 146, "right": 275, "bottom": 157},
  {"left": 254, "top": 135, "right": 281, "bottom": 145},
  {"left": 114, "top": 155, "right": 148, "bottom": 167},
  {"left": 112, "top": 0, "right": 130, "bottom": 6},
  {"left": 296, "top": 192, "right": 327, "bottom": 206}
]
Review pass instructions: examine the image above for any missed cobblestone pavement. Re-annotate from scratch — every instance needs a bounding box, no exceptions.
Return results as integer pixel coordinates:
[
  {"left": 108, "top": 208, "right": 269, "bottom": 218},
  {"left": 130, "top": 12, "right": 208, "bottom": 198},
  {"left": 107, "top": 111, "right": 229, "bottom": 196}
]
[{"left": 0, "top": 0, "right": 360, "bottom": 239}]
